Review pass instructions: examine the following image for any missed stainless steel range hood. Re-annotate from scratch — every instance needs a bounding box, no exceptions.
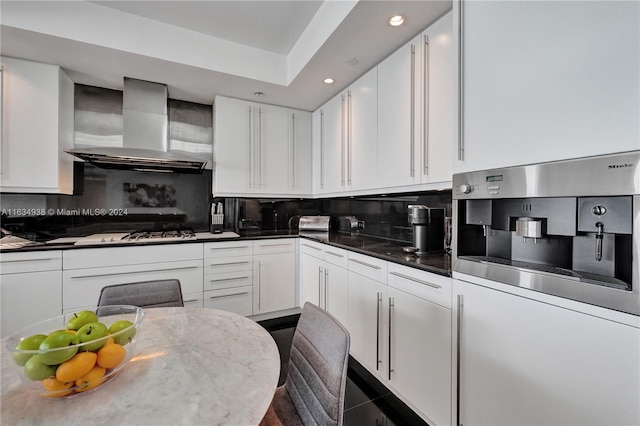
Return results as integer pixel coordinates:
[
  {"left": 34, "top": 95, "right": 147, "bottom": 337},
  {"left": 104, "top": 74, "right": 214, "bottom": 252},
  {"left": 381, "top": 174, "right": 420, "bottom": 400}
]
[{"left": 66, "top": 78, "right": 207, "bottom": 174}]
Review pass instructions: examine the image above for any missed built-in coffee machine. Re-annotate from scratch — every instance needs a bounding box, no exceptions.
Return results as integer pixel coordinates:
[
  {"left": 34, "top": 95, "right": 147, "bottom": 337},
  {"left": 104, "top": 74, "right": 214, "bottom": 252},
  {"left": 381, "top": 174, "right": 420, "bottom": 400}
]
[
  {"left": 452, "top": 151, "right": 639, "bottom": 316},
  {"left": 407, "top": 205, "right": 445, "bottom": 255}
]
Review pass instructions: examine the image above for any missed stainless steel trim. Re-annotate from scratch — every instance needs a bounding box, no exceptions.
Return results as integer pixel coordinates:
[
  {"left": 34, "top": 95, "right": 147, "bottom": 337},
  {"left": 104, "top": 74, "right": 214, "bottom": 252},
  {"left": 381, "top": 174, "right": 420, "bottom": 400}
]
[
  {"left": 292, "top": 112, "right": 296, "bottom": 189},
  {"left": 209, "top": 291, "right": 249, "bottom": 299},
  {"left": 341, "top": 95, "right": 346, "bottom": 187},
  {"left": 70, "top": 265, "right": 198, "bottom": 279},
  {"left": 349, "top": 258, "right": 382, "bottom": 270},
  {"left": 388, "top": 296, "right": 394, "bottom": 380},
  {"left": 320, "top": 110, "right": 325, "bottom": 189},
  {"left": 209, "top": 261, "right": 250, "bottom": 267},
  {"left": 456, "top": 293, "right": 463, "bottom": 426},
  {"left": 410, "top": 43, "right": 416, "bottom": 178},
  {"left": 423, "top": 34, "right": 430, "bottom": 175},
  {"left": 376, "top": 291, "right": 382, "bottom": 369},
  {"left": 209, "top": 276, "right": 249, "bottom": 283},
  {"left": 457, "top": 0, "right": 465, "bottom": 161},
  {"left": 347, "top": 90, "right": 353, "bottom": 186},
  {"left": 1, "top": 258, "right": 54, "bottom": 263},
  {"left": 325, "top": 251, "right": 344, "bottom": 258},
  {"left": 390, "top": 271, "right": 442, "bottom": 289}
]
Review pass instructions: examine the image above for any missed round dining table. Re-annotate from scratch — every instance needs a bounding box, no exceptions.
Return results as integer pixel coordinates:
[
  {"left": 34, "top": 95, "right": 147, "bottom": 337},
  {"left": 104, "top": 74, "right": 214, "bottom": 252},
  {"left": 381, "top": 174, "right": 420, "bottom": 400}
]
[{"left": 1, "top": 307, "right": 281, "bottom": 425}]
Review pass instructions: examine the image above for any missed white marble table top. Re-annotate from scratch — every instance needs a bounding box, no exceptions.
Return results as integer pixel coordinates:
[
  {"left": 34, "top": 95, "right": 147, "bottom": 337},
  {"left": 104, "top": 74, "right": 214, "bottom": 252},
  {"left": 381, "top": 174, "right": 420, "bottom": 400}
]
[{"left": 1, "top": 307, "right": 281, "bottom": 425}]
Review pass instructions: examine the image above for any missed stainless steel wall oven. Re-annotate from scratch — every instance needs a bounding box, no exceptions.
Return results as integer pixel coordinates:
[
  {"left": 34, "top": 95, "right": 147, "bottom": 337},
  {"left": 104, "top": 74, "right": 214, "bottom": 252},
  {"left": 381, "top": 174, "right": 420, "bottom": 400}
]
[{"left": 452, "top": 151, "right": 639, "bottom": 316}]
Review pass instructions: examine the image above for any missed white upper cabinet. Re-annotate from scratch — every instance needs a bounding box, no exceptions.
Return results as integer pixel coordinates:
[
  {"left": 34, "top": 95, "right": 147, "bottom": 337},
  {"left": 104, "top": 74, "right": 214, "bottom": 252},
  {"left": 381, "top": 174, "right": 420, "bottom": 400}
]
[
  {"left": 213, "top": 96, "right": 312, "bottom": 197},
  {"left": 314, "top": 67, "right": 378, "bottom": 195},
  {"left": 454, "top": 1, "right": 640, "bottom": 173},
  {"left": 0, "top": 56, "right": 74, "bottom": 194},
  {"left": 378, "top": 11, "right": 454, "bottom": 190}
]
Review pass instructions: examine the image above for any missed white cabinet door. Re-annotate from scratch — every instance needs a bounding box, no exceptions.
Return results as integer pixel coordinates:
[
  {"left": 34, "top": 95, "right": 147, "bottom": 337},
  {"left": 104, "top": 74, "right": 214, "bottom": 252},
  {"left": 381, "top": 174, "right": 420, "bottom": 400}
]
[
  {"left": 317, "top": 94, "right": 345, "bottom": 194},
  {"left": 1, "top": 270, "right": 62, "bottom": 337},
  {"left": 300, "top": 252, "right": 324, "bottom": 307},
  {"left": 348, "top": 270, "right": 387, "bottom": 381},
  {"left": 388, "top": 286, "right": 451, "bottom": 426},
  {"left": 258, "top": 103, "right": 289, "bottom": 194},
  {"left": 324, "top": 263, "right": 348, "bottom": 329},
  {"left": 254, "top": 251, "right": 296, "bottom": 315},
  {"left": 347, "top": 67, "right": 378, "bottom": 191},
  {"left": 289, "top": 110, "right": 312, "bottom": 196},
  {"left": 454, "top": 279, "right": 640, "bottom": 426},
  {"left": 0, "top": 56, "right": 74, "bottom": 194},
  {"left": 378, "top": 35, "right": 422, "bottom": 188},
  {"left": 213, "top": 96, "right": 252, "bottom": 194},
  {"left": 455, "top": 1, "right": 640, "bottom": 173}
]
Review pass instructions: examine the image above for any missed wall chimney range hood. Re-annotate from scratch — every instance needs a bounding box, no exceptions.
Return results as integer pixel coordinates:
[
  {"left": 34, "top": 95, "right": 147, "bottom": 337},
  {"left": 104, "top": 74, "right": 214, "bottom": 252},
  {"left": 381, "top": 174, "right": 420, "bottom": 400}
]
[{"left": 65, "top": 78, "right": 207, "bottom": 174}]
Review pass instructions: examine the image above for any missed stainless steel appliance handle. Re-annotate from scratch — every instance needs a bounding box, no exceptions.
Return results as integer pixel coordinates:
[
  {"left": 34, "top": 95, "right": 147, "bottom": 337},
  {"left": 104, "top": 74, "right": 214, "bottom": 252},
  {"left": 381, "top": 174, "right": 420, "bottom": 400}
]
[
  {"left": 341, "top": 95, "right": 345, "bottom": 187},
  {"left": 349, "top": 258, "right": 382, "bottom": 270},
  {"left": 209, "top": 276, "right": 249, "bottom": 283},
  {"left": 320, "top": 110, "right": 325, "bottom": 189},
  {"left": 209, "top": 291, "right": 249, "bottom": 299},
  {"left": 389, "top": 271, "right": 441, "bottom": 289},
  {"left": 376, "top": 291, "right": 382, "bottom": 370},
  {"left": 410, "top": 43, "right": 416, "bottom": 178},
  {"left": 291, "top": 112, "right": 296, "bottom": 190},
  {"left": 388, "top": 296, "right": 394, "bottom": 380},
  {"left": 70, "top": 265, "right": 198, "bottom": 279},
  {"left": 423, "top": 34, "right": 430, "bottom": 175},
  {"left": 458, "top": 0, "right": 465, "bottom": 161},
  {"left": 456, "top": 293, "right": 463, "bottom": 426}
]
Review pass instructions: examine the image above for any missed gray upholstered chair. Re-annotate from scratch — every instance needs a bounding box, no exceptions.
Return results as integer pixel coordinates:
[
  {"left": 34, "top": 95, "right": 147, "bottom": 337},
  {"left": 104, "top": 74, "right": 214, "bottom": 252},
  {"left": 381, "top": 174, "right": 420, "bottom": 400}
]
[
  {"left": 97, "top": 279, "right": 184, "bottom": 308},
  {"left": 261, "top": 302, "right": 351, "bottom": 426}
]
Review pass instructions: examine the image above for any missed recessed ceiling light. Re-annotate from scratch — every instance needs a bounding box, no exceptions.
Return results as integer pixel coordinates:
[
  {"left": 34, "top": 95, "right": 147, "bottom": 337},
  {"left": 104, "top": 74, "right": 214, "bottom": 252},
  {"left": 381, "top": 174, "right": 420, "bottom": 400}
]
[
  {"left": 323, "top": 78, "right": 335, "bottom": 85},
  {"left": 254, "top": 91, "right": 264, "bottom": 97},
  {"left": 389, "top": 14, "right": 405, "bottom": 27}
]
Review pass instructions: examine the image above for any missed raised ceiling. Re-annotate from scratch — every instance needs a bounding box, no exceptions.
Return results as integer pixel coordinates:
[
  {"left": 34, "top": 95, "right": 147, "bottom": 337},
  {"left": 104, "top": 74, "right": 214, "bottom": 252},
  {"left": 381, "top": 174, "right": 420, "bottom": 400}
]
[{"left": 0, "top": 0, "right": 452, "bottom": 111}]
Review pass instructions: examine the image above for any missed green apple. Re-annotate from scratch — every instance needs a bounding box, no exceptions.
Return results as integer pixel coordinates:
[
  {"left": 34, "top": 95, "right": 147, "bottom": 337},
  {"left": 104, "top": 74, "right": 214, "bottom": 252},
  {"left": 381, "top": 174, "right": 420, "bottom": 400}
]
[
  {"left": 76, "top": 322, "right": 109, "bottom": 352},
  {"left": 66, "top": 310, "right": 99, "bottom": 331},
  {"left": 38, "top": 331, "right": 79, "bottom": 365},
  {"left": 23, "top": 355, "right": 57, "bottom": 381},
  {"left": 12, "top": 334, "right": 47, "bottom": 366},
  {"left": 109, "top": 320, "right": 136, "bottom": 346}
]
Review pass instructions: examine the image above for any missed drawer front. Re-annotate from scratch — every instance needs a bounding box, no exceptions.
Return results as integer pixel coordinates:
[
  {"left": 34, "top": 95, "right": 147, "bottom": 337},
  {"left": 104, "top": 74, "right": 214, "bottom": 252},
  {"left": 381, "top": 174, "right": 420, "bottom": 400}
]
[
  {"left": 182, "top": 290, "right": 204, "bottom": 308},
  {"left": 204, "top": 256, "right": 253, "bottom": 275},
  {"left": 300, "top": 240, "right": 325, "bottom": 260},
  {"left": 348, "top": 252, "right": 388, "bottom": 283},
  {"left": 204, "top": 271, "right": 253, "bottom": 291},
  {"left": 203, "top": 286, "right": 253, "bottom": 316},
  {"left": 323, "top": 246, "right": 349, "bottom": 269},
  {"left": 387, "top": 263, "right": 452, "bottom": 309},
  {"left": 63, "top": 260, "right": 203, "bottom": 311},
  {"left": 0, "top": 251, "right": 62, "bottom": 274},
  {"left": 204, "top": 241, "right": 253, "bottom": 258},
  {"left": 63, "top": 244, "right": 203, "bottom": 270},
  {"left": 253, "top": 238, "right": 296, "bottom": 255}
]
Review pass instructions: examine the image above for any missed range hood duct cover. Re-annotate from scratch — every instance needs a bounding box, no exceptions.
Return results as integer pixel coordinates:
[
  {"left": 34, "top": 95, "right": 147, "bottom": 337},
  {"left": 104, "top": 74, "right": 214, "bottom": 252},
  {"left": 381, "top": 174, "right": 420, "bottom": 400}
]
[{"left": 66, "top": 78, "right": 207, "bottom": 174}]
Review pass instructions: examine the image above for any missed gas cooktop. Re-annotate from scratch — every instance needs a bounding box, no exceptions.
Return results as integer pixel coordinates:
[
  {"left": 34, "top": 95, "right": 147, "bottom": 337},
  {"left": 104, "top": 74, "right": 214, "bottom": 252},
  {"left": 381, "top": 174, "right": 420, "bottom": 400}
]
[{"left": 74, "top": 229, "right": 197, "bottom": 246}]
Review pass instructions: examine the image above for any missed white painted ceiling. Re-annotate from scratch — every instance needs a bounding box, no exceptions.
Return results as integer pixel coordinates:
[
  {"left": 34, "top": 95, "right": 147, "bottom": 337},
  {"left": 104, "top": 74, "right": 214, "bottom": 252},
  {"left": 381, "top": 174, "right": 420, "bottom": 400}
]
[{"left": 0, "top": 0, "right": 452, "bottom": 111}]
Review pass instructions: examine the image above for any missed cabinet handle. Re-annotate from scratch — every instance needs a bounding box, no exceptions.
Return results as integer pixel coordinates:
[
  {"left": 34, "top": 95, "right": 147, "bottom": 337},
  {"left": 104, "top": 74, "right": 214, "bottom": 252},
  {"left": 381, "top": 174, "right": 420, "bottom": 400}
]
[
  {"left": 423, "top": 34, "right": 430, "bottom": 175},
  {"left": 209, "top": 261, "right": 250, "bottom": 267},
  {"left": 302, "top": 243, "right": 322, "bottom": 251},
  {"left": 324, "top": 268, "right": 329, "bottom": 311},
  {"left": 410, "top": 43, "right": 416, "bottom": 178},
  {"left": 209, "top": 276, "right": 249, "bottom": 283},
  {"left": 1, "top": 257, "right": 54, "bottom": 263},
  {"left": 257, "top": 261, "right": 262, "bottom": 310},
  {"left": 183, "top": 298, "right": 199, "bottom": 303},
  {"left": 325, "top": 251, "right": 344, "bottom": 258},
  {"left": 320, "top": 110, "right": 325, "bottom": 189},
  {"left": 291, "top": 112, "right": 296, "bottom": 190},
  {"left": 70, "top": 265, "right": 198, "bottom": 279},
  {"left": 209, "top": 246, "right": 250, "bottom": 251},
  {"left": 376, "top": 292, "right": 382, "bottom": 370},
  {"left": 349, "top": 258, "right": 382, "bottom": 270},
  {"left": 389, "top": 271, "right": 441, "bottom": 289},
  {"left": 259, "top": 107, "right": 264, "bottom": 188},
  {"left": 341, "top": 95, "right": 346, "bottom": 187},
  {"left": 258, "top": 243, "right": 292, "bottom": 248},
  {"left": 456, "top": 293, "right": 464, "bottom": 426},
  {"left": 347, "top": 90, "right": 352, "bottom": 186},
  {"left": 249, "top": 105, "right": 254, "bottom": 188},
  {"left": 318, "top": 266, "right": 323, "bottom": 305},
  {"left": 209, "top": 291, "right": 249, "bottom": 299},
  {"left": 458, "top": 0, "right": 465, "bottom": 161},
  {"left": 388, "top": 297, "right": 394, "bottom": 380}
]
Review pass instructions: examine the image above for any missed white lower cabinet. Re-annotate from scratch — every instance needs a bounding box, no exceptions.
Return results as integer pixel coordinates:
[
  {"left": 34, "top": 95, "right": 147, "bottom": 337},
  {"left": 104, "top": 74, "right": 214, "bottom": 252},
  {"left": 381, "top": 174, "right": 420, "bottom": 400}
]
[
  {"left": 454, "top": 278, "right": 640, "bottom": 426},
  {"left": 0, "top": 251, "right": 63, "bottom": 337},
  {"left": 253, "top": 239, "right": 297, "bottom": 315},
  {"left": 62, "top": 244, "right": 204, "bottom": 312},
  {"left": 203, "top": 241, "right": 253, "bottom": 316}
]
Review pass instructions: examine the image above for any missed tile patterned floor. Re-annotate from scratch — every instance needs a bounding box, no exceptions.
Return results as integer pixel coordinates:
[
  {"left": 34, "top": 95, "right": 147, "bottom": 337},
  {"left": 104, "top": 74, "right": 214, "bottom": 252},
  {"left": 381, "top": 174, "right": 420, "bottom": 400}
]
[{"left": 261, "top": 317, "right": 429, "bottom": 426}]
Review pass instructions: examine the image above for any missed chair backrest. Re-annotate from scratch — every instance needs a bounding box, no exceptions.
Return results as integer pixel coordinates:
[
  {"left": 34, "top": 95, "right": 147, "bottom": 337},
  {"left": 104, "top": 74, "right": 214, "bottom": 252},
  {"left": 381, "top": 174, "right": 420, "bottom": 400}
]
[
  {"left": 97, "top": 279, "right": 184, "bottom": 308},
  {"left": 285, "top": 302, "right": 350, "bottom": 426}
]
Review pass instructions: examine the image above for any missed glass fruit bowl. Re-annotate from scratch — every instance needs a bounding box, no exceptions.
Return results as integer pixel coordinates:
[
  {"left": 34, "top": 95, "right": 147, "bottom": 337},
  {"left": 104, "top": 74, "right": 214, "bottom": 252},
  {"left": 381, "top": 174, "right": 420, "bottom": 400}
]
[{"left": 5, "top": 305, "right": 145, "bottom": 398}]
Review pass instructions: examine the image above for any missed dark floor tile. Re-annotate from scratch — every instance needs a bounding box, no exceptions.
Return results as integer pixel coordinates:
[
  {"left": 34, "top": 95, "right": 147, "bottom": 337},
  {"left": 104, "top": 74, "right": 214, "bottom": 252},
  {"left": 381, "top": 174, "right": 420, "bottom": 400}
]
[
  {"left": 344, "top": 376, "right": 385, "bottom": 411},
  {"left": 343, "top": 400, "right": 389, "bottom": 426},
  {"left": 269, "top": 326, "right": 295, "bottom": 385}
]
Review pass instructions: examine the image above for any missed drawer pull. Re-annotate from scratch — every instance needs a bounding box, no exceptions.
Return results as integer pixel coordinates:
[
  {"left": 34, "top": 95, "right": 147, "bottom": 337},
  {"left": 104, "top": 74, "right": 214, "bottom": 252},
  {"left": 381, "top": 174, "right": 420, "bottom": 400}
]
[
  {"left": 70, "top": 265, "right": 198, "bottom": 279},
  {"left": 301, "top": 244, "right": 322, "bottom": 251},
  {"left": 183, "top": 299, "right": 199, "bottom": 303},
  {"left": 209, "top": 246, "right": 250, "bottom": 251},
  {"left": 257, "top": 243, "right": 293, "bottom": 248},
  {"left": 326, "top": 251, "right": 344, "bottom": 258},
  {"left": 209, "top": 261, "right": 250, "bottom": 267},
  {"left": 209, "top": 276, "right": 249, "bottom": 283},
  {"left": 389, "top": 271, "right": 441, "bottom": 289},
  {"left": 349, "top": 258, "right": 382, "bottom": 270},
  {"left": 209, "top": 291, "right": 249, "bottom": 299},
  {"left": 2, "top": 257, "right": 54, "bottom": 263}
]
